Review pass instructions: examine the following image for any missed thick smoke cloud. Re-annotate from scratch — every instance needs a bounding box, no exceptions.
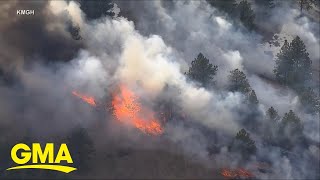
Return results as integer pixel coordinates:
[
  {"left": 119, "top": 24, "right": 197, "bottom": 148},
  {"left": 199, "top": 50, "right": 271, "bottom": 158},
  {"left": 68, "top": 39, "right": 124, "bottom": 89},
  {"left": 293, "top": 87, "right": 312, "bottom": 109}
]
[
  {"left": 0, "top": 1, "right": 83, "bottom": 72},
  {"left": 0, "top": 0, "right": 318, "bottom": 179},
  {"left": 116, "top": 1, "right": 274, "bottom": 81}
]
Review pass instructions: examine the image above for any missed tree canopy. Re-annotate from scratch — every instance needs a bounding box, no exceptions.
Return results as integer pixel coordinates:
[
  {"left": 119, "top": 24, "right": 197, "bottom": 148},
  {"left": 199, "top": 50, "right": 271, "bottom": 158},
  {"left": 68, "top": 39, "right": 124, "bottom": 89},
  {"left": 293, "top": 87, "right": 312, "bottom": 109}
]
[
  {"left": 248, "top": 90, "right": 259, "bottom": 104},
  {"left": 237, "top": 0, "right": 255, "bottom": 30},
  {"left": 263, "top": 107, "right": 281, "bottom": 144},
  {"left": 231, "top": 129, "right": 257, "bottom": 156},
  {"left": 298, "top": 0, "right": 318, "bottom": 13},
  {"left": 299, "top": 87, "right": 320, "bottom": 114},
  {"left": 186, "top": 53, "right": 218, "bottom": 88},
  {"left": 278, "top": 110, "right": 304, "bottom": 149},
  {"left": 266, "top": 106, "right": 280, "bottom": 122},
  {"left": 228, "top": 69, "right": 251, "bottom": 94},
  {"left": 280, "top": 110, "right": 304, "bottom": 138},
  {"left": 274, "top": 36, "right": 312, "bottom": 89}
]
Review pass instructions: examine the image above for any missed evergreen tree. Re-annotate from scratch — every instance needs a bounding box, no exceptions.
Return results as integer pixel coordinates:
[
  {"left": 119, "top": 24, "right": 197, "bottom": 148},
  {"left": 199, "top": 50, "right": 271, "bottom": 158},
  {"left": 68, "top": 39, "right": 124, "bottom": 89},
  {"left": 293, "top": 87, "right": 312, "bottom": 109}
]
[
  {"left": 274, "top": 36, "right": 312, "bottom": 89},
  {"left": 299, "top": 87, "right": 320, "bottom": 114},
  {"left": 290, "top": 36, "right": 312, "bottom": 85},
  {"left": 186, "top": 53, "right": 218, "bottom": 88},
  {"left": 78, "top": 0, "right": 115, "bottom": 20},
  {"left": 281, "top": 110, "right": 303, "bottom": 132},
  {"left": 266, "top": 106, "right": 280, "bottom": 122},
  {"left": 231, "top": 129, "right": 257, "bottom": 156},
  {"left": 274, "top": 40, "right": 291, "bottom": 84},
  {"left": 248, "top": 90, "right": 259, "bottom": 104},
  {"left": 237, "top": 0, "right": 255, "bottom": 30},
  {"left": 263, "top": 106, "right": 280, "bottom": 144},
  {"left": 228, "top": 69, "right": 251, "bottom": 94},
  {"left": 279, "top": 110, "right": 304, "bottom": 149}
]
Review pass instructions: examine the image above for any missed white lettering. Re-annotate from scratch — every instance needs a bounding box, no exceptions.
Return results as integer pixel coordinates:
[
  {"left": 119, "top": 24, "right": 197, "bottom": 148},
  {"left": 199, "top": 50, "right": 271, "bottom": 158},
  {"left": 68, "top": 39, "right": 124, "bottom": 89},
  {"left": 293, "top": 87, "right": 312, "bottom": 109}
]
[{"left": 17, "top": 10, "right": 35, "bottom": 15}]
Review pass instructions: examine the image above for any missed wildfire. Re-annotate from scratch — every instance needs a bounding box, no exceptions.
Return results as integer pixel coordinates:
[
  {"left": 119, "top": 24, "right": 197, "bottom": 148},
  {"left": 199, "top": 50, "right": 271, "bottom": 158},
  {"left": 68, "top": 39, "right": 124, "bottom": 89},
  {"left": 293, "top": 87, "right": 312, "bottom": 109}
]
[
  {"left": 221, "top": 168, "right": 238, "bottom": 179},
  {"left": 72, "top": 91, "right": 97, "bottom": 107},
  {"left": 221, "top": 168, "right": 254, "bottom": 179},
  {"left": 112, "top": 85, "right": 163, "bottom": 135}
]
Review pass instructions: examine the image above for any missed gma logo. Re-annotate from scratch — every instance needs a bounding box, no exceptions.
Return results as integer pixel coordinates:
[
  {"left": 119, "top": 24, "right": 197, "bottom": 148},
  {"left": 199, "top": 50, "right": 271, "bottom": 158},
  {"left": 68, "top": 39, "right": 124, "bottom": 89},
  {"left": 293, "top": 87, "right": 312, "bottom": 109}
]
[{"left": 7, "top": 143, "right": 77, "bottom": 173}]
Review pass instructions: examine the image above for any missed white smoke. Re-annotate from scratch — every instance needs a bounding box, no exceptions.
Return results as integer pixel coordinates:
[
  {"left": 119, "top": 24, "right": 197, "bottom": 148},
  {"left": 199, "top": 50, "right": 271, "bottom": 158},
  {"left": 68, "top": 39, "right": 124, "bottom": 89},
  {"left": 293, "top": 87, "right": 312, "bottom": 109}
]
[{"left": 0, "top": 0, "right": 318, "bottom": 178}]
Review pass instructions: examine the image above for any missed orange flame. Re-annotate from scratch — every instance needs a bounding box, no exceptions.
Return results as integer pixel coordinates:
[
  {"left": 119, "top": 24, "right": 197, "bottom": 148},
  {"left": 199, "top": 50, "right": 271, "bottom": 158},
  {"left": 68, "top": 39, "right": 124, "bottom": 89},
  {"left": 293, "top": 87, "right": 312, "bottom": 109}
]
[
  {"left": 221, "top": 168, "right": 253, "bottom": 179},
  {"left": 221, "top": 168, "right": 238, "bottom": 179},
  {"left": 72, "top": 91, "right": 97, "bottom": 107},
  {"left": 112, "top": 85, "right": 163, "bottom": 135},
  {"left": 237, "top": 168, "right": 253, "bottom": 178}
]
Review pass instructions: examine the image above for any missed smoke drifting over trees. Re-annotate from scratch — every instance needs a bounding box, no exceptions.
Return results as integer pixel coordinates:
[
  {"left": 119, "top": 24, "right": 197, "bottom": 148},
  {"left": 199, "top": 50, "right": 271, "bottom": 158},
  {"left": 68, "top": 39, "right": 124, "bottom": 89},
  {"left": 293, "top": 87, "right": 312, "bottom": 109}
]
[{"left": 0, "top": 0, "right": 319, "bottom": 179}]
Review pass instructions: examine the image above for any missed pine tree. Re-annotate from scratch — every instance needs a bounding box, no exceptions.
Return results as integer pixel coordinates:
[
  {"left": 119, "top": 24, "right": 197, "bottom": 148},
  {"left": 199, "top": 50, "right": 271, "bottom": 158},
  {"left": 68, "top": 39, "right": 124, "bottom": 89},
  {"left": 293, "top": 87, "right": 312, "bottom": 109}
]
[
  {"left": 237, "top": 0, "right": 255, "bottom": 30},
  {"left": 279, "top": 110, "right": 304, "bottom": 149},
  {"left": 281, "top": 110, "right": 303, "bottom": 132},
  {"left": 290, "top": 36, "right": 312, "bottom": 86},
  {"left": 266, "top": 106, "right": 280, "bottom": 122},
  {"left": 274, "top": 40, "right": 291, "bottom": 85},
  {"left": 231, "top": 129, "right": 257, "bottom": 155},
  {"left": 274, "top": 36, "right": 312, "bottom": 89},
  {"left": 186, "top": 53, "right": 218, "bottom": 88},
  {"left": 248, "top": 90, "right": 259, "bottom": 104},
  {"left": 299, "top": 87, "right": 320, "bottom": 114},
  {"left": 228, "top": 69, "right": 251, "bottom": 94},
  {"left": 263, "top": 106, "right": 280, "bottom": 144}
]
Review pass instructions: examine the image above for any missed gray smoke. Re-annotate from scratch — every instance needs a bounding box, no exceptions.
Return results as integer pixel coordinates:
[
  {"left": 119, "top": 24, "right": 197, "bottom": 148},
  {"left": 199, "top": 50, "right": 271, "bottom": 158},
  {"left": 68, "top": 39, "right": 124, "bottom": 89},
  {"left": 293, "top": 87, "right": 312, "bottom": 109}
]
[{"left": 0, "top": 0, "right": 318, "bottom": 179}]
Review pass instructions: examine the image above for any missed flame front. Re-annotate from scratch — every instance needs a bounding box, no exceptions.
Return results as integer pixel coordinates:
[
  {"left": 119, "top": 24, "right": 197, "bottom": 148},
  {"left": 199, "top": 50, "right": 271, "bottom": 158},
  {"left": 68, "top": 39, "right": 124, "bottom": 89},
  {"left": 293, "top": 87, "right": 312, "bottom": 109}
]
[
  {"left": 221, "top": 168, "right": 238, "bottom": 179},
  {"left": 112, "top": 85, "right": 163, "bottom": 135},
  {"left": 221, "top": 168, "right": 253, "bottom": 179},
  {"left": 72, "top": 91, "right": 97, "bottom": 107}
]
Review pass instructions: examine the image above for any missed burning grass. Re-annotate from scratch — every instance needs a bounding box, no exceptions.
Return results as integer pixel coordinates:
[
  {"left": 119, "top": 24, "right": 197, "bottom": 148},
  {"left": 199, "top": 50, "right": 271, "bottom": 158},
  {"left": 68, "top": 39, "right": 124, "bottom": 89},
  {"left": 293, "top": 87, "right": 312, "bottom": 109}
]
[
  {"left": 72, "top": 91, "right": 97, "bottom": 107},
  {"left": 72, "top": 85, "right": 163, "bottom": 136},
  {"left": 112, "top": 85, "right": 163, "bottom": 135},
  {"left": 221, "top": 168, "right": 254, "bottom": 179}
]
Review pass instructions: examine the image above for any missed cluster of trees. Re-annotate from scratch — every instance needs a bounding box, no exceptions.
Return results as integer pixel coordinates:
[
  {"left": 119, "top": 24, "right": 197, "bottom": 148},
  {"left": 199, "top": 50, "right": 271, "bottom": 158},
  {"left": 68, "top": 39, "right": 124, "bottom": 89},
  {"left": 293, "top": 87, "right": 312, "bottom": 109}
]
[
  {"left": 274, "top": 36, "right": 319, "bottom": 114},
  {"left": 298, "top": 0, "right": 319, "bottom": 13},
  {"left": 228, "top": 69, "right": 259, "bottom": 105},
  {"left": 208, "top": 0, "right": 319, "bottom": 31},
  {"left": 185, "top": 53, "right": 260, "bottom": 155},
  {"left": 263, "top": 107, "right": 304, "bottom": 150},
  {"left": 274, "top": 37, "right": 312, "bottom": 89},
  {"left": 207, "top": 0, "right": 255, "bottom": 30},
  {"left": 185, "top": 35, "right": 317, "bottom": 157},
  {"left": 228, "top": 107, "right": 304, "bottom": 158},
  {"left": 230, "top": 129, "right": 257, "bottom": 158},
  {"left": 186, "top": 53, "right": 259, "bottom": 106}
]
